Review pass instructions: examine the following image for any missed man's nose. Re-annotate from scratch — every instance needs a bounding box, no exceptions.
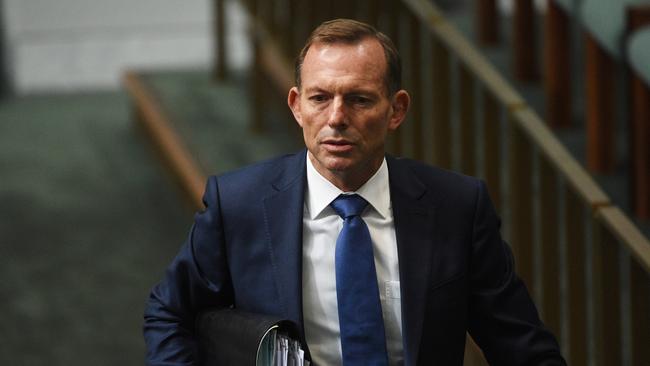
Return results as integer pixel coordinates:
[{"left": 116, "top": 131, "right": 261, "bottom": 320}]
[{"left": 327, "top": 97, "right": 348, "bottom": 129}]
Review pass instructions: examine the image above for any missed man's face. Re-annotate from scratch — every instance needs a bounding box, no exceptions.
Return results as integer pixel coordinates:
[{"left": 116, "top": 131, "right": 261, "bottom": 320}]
[{"left": 288, "top": 38, "right": 409, "bottom": 190}]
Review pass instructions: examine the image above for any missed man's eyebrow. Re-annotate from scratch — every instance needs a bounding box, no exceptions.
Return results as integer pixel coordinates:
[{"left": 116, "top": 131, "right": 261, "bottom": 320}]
[
  {"left": 303, "top": 86, "right": 327, "bottom": 94},
  {"left": 346, "top": 88, "right": 378, "bottom": 95},
  {"left": 302, "top": 86, "right": 381, "bottom": 97}
]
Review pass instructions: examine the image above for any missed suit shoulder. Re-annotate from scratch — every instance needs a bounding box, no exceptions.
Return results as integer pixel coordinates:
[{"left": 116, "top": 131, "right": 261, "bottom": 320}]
[
  {"left": 390, "top": 156, "right": 481, "bottom": 194},
  {"left": 389, "top": 157, "right": 496, "bottom": 227},
  {"left": 210, "top": 150, "right": 305, "bottom": 195}
]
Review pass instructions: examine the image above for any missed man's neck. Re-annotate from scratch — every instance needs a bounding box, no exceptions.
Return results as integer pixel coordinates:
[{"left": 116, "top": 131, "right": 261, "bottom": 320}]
[{"left": 307, "top": 152, "right": 383, "bottom": 192}]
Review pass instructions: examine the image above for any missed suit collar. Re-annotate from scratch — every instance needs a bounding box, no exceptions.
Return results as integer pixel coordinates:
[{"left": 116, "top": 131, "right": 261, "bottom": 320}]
[
  {"left": 268, "top": 150, "right": 307, "bottom": 192},
  {"left": 305, "top": 154, "right": 391, "bottom": 220},
  {"left": 387, "top": 156, "right": 437, "bottom": 366}
]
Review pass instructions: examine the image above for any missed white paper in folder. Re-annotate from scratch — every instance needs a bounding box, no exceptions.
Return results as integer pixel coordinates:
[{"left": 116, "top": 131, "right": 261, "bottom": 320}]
[{"left": 257, "top": 328, "right": 309, "bottom": 366}]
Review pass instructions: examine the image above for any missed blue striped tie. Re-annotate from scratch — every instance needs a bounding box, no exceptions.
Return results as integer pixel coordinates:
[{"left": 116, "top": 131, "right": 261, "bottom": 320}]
[{"left": 330, "top": 194, "right": 388, "bottom": 366}]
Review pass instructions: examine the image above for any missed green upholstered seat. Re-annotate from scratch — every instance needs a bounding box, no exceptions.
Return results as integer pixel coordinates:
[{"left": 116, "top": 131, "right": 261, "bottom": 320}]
[
  {"left": 580, "top": 0, "right": 650, "bottom": 58},
  {"left": 627, "top": 26, "right": 650, "bottom": 85}
]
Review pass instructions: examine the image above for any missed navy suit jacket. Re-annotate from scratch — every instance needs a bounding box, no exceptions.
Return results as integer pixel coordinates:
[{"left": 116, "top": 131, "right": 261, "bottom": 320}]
[{"left": 144, "top": 150, "right": 565, "bottom": 365}]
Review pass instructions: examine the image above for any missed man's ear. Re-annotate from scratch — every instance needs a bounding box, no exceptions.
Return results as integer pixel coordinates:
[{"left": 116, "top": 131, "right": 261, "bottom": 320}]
[
  {"left": 288, "top": 87, "right": 303, "bottom": 127},
  {"left": 388, "top": 90, "right": 410, "bottom": 131}
]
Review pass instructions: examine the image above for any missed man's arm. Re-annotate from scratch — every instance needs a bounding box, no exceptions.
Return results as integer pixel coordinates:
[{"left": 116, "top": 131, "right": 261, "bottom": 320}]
[
  {"left": 467, "top": 181, "right": 566, "bottom": 365},
  {"left": 144, "top": 177, "right": 234, "bottom": 366}
]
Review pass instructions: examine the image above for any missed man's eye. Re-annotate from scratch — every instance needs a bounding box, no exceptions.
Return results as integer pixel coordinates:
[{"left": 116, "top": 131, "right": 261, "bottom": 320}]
[
  {"left": 348, "top": 96, "right": 371, "bottom": 105},
  {"left": 309, "top": 95, "right": 327, "bottom": 102}
]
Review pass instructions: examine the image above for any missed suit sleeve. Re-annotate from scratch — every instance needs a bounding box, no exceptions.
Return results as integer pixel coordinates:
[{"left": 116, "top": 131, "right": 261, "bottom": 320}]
[
  {"left": 467, "top": 180, "right": 566, "bottom": 365},
  {"left": 143, "top": 176, "right": 234, "bottom": 366}
]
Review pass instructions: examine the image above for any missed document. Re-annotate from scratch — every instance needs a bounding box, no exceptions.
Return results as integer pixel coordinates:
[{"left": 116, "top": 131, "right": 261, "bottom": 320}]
[{"left": 257, "top": 330, "right": 307, "bottom": 366}]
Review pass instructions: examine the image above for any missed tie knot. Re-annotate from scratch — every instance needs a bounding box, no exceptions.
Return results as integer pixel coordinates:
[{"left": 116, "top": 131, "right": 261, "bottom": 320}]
[{"left": 330, "top": 194, "right": 368, "bottom": 219}]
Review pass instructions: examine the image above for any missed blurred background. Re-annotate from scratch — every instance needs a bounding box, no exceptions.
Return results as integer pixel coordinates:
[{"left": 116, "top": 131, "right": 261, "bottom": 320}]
[{"left": 1, "top": 0, "right": 649, "bottom": 365}]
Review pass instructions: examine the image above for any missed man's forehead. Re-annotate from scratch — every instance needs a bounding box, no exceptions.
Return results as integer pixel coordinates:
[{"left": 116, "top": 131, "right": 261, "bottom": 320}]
[
  {"left": 301, "top": 39, "right": 387, "bottom": 83},
  {"left": 306, "top": 38, "right": 384, "bottom": 60},
  {"left": 302, "top": 83, "right": 380, "bottom": 95}
]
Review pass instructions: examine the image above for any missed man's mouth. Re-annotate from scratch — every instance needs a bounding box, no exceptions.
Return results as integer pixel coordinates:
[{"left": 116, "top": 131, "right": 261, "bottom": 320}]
[{"left": 321, "top": 139, "right": 354, "bottom": 152}]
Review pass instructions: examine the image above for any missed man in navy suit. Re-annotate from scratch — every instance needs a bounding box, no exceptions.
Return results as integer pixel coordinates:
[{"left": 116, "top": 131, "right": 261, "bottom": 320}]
[{"left": 144, "top": 19, "right": 565, "bottom": 365}]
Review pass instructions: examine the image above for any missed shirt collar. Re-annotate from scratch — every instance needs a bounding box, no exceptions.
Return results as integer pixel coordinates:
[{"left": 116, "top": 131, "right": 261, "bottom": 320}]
[{"left": 305, "top": 152, "right": 391, "bottom": 220}]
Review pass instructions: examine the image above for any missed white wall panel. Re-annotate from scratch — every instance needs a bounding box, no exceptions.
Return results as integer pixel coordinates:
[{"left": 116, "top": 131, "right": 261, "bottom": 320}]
[{"left": 2, "top": 0, "right": 250, "bottom": 93}]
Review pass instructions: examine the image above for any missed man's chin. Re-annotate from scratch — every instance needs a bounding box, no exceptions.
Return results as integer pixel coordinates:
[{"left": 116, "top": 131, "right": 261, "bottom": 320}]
[
  {"left": 313, "top": 154, "right": 355, "bottom": 173},
  {"left": 323, "top": 160, "right": 354, "bottom": 173}
]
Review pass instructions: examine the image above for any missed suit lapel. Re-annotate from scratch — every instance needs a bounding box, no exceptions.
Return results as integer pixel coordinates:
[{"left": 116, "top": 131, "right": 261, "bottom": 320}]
[
  {"left": 262, "top": 151, "right": 307, "bottom": 337},
  {"left": 387, "top": 157, "right": 437, "bottom": 366}
]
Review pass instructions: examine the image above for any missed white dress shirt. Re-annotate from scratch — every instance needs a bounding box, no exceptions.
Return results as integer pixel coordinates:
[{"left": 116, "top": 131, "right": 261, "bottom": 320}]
[{"left": 302, "top": 153, "right": 404, "bottom": 365}]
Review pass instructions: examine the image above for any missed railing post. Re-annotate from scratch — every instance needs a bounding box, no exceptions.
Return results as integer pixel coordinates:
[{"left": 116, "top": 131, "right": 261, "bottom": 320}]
[
  {"left": 592, "top": 220, "right": 622, "bottom": 365},
  {"left": 366, "top": 0, "right": 379, "bottom": 28},
  {"left": 309, "top": 1, "right": 333, "bottom": 29},
  {"left": 543, "top": 0, "right": 571, "bottom": 128},
  {"left": 630, "top": 74, "right": 650, "bottom": 219},
  {"left": 476, "top": 0, "right": 499, "bottom": 45},
  {"left": 630, "top": 258, "right": 650, "bottom": 365},
  {"left": 250, "top": 0, "right": 264, "bottom": 133},
  {"left": 251, "top": 43, "right": 264, "bottom": 133},
  {"left": 513, "top": 0, "right": 538, "bottom": 81},
  {"left": 408, "top": 13, "right": 423, "bottom": 161},
  {"left": 565, "top": 188, "right": 587, "bottom": 366},
  {"left": 213, "top": 0, "right": 227, "bottom": 81},
  {"left": 305, "top": 0, "right": 316, "bottom": 33},
  {"left": 459, "top": 63, "right": 476, "bottom": 175},
  {"left": 294, "top": 0, "right": 310, "bottom": 53},
  {"left": 377, "top": 0, "right": 391, "bottom": 31},
  {"left": 0, "top": 1, "right": 8, "bottom": 97},
  {"left": 265, "top": 0, "right": 277, "bottom": 35},
  {"left": 329, "top": 0, "right": 355, "bottom": 20},
  {"left": 539, "top": 155, "right": 561, "bottom": 338},
  {"left": 430, "top": 36, "right": 451, "bottom": 169},
  {"left": 585, "top": 33, "right": 616, "bottom": 173},
  {"left": 508, "top": 120, "right": 534, "bottom": 288},
  {"left": 275, "top": 0, "right": 290, "bottom": 55},
  {"left": 383, "top": 0, "right": 399, "bottom": 45},
  {"left": 387, "top": 1, "right": 403, "bottom": 156},
  {"left": 482, "top": 92, "right": 501, "bottom": 209},
  {"left": 356, "top": 0, "right": 370, "bottom": 23}
]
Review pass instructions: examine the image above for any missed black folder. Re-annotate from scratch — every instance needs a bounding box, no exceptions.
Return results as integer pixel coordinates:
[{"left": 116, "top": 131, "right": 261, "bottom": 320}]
[{"left": 197, "top": 308, "right": 303, "bottom": 366}]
